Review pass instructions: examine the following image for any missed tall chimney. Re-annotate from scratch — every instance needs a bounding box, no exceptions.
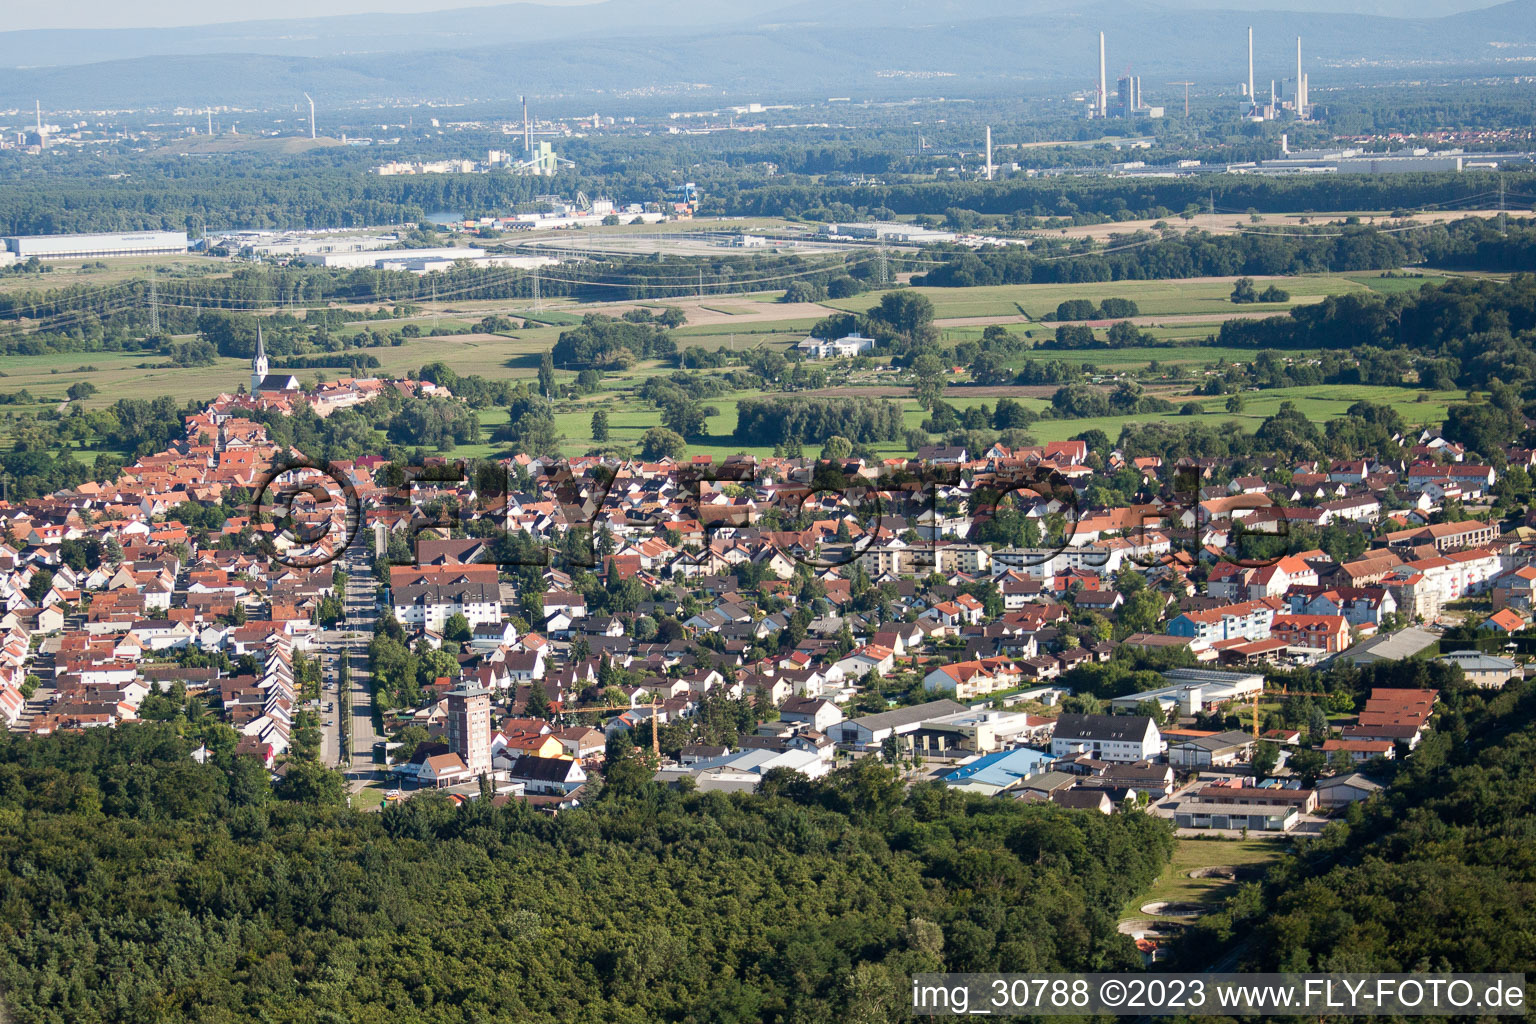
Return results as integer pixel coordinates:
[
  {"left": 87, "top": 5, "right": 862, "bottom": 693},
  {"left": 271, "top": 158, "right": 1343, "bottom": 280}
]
[
  {"left": 35, "top": 100, "right": 41, "bottom": 135},
  {"left": 985, "top": 126, "right": 993, "bottom": 180},
  {"left": 1247, "top": 27, "right": 1254, "bottom": 107},
  {"left": 1098, "top": 32, "right": 1108, "bottom": 119},
  {"left": 1296, "top": 36, "right": 1304, "bottom": 112},
  {"left": 522, "top": 96, "right": 531, "bottom": 153}
]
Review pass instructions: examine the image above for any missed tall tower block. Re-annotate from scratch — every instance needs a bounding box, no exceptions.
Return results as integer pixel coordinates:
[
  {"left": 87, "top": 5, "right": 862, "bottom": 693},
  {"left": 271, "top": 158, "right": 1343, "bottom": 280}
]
[
  {"left": 447, "top": 686, "right": 492, "bottom": 778},
  {"left": 1098, "top": 32, "right": 1108, "bottom": 119}
]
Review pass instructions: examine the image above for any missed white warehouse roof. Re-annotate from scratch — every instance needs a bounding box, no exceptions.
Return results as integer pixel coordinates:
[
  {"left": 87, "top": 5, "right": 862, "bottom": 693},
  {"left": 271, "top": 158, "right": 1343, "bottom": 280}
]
[{"left": 4, "top": 231, "right": 189, "bottom": 259}]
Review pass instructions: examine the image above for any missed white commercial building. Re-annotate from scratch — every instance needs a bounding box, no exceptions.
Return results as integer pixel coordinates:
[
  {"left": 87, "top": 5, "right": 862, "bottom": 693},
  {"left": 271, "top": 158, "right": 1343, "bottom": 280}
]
[
  {"left": 795, "top": 332, "right": 875, "bottom": 359},
  {"left": 1109, "top": 669, "right": 1265, "bottom": 716},
  {"left": 1050, "top": 713, "right": 1162, "bottom": 762},
  {"left": 299, "top": 247, "right": 555, "bottom": 273},
  {"left": 391, "top": 581, "right": 503, "bottom": 633},
  {"left": 5, "top": 231, "right": 189, "bottom": 260}
]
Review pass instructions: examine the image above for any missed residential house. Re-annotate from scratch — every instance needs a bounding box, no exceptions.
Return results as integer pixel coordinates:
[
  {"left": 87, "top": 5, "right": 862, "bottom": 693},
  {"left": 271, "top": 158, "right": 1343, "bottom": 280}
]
[
  {"left": 507, "top": 754, "right": 587, "bottom": 795},
  {"left": 1049, "top": 713, "right": 1162, "bottom": 763},
  {"left": 1268, "top": 614, "right": 1351, "bottom": 654}
]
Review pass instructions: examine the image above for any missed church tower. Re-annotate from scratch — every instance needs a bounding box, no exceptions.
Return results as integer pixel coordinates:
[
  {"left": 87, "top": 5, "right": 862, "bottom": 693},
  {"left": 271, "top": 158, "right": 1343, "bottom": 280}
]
[{"left": 251, "top": 326, "right": 268, "bottom": 394}]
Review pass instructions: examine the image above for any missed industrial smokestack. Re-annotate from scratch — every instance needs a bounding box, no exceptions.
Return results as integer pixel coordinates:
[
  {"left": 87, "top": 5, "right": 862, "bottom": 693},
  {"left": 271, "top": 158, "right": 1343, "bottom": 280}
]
[
  {"left": 1296, "top": 36, "right": 1303, "bottom": 109},
  {"left": 1098, "top": 32, "right": 1108, "bottom": 119},
  {"left": 522, "top": 96, "right": 531, "bottom": 153},
  {"left": 985, "top": 126, "right": 993, "bottom": 181},
  {"left": 304, "top": 93, "right": 315, "bottom": 139},
  {"left": 35, "top": 100, "right": 41, "bottom": 135},
  {"left": 1247, "top": 27, "right": 1254, "bottom": 107},
  {"left": 1296, "top": 37, "right": 1308, "bottom": 114}
]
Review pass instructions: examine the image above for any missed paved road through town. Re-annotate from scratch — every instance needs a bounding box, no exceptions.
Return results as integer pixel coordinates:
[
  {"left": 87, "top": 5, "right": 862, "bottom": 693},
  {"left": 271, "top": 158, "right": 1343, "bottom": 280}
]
[
  {"left": 312, "top": 544, "right": 381, "bottom": 784},
  {"left": 340, "top": 545, "right": 380, "bottom": 774}
]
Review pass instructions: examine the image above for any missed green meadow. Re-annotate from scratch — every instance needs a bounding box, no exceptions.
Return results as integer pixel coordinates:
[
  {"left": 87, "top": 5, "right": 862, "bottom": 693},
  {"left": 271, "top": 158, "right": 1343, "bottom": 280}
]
[
  {"left": 0, "top": 264, "right": 1473, "bottom": 468},
  {"left": 818, "top": 273, "right": 1372, "bottom": 321}
]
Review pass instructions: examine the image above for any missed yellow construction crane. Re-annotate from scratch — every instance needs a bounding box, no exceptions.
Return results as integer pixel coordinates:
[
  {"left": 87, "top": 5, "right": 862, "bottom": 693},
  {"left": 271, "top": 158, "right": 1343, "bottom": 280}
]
[
  {"left": 552, "top": 695, "right": 664, "bottom": 758},
  {"left": 1166, "top": 81, "right": 1195, "bottom": 118}
]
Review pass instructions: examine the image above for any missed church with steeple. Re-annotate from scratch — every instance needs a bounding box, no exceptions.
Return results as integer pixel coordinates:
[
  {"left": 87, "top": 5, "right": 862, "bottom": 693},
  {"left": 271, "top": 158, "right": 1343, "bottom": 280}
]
[{"left": 249, "top": 326, "right": 300, "bottom": 395}]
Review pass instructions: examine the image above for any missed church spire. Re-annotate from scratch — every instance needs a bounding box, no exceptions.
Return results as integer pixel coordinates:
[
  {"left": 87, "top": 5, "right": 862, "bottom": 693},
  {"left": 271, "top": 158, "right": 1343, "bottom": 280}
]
[{"left": 251, "top": 325, "right": 269, "bottom": 395}]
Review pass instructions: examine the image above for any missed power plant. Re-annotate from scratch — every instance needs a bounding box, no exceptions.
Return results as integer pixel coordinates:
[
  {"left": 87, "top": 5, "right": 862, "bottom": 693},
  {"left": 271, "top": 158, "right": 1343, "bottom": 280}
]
[
  {"left": 1087, "top": 33, "right": 1161, "bottom": 119},
  {"left": 1118, "top": 75, "right": 1142, "bottom": 119},
  {"left": 1082, "top": 25, "right": 1313, "bottom": 123},
  {"left": 1237, "top": 26, "right": 1310, "bottom": 120}
]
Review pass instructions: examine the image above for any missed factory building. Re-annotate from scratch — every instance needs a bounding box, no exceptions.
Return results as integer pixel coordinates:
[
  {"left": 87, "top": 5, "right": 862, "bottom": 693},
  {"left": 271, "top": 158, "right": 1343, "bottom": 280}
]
[
  {"left": 1117, "top": 75, "right": 1141, "bottom": 118},
  {"left": 1232, "top": 146, "right": 1530, "bottom": 176},
  {"left": 4, "top": 231, "right": 189, "bottom": 260},
  {"left": 298, "top": 247, "right": 557, "bottom": 275}
]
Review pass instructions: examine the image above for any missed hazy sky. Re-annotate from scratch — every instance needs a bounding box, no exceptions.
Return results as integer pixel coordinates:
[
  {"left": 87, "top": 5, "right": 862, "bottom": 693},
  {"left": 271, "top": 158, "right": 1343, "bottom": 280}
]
[
  {"left": 8, "top": 0, "right": 592, "bottom": 31},
  {"left": 4, "top": 0, "right": 1497, "bottom": 32}
]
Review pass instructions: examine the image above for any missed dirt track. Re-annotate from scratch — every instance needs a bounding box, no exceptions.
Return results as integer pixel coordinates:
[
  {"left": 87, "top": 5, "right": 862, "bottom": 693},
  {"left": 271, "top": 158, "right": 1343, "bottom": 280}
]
[
  {"left": 935, "top": 309, "right": 1293, "bottom": 329},
  {"left": 800, "top": 384, "right": 1066, "bottom": 399}
]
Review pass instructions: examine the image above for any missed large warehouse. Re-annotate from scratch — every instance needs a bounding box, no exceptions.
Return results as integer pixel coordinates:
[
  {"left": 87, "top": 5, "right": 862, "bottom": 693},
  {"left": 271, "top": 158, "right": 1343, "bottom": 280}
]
[{"left": 3, "top": 231, "right": 189, "bottom": 260}]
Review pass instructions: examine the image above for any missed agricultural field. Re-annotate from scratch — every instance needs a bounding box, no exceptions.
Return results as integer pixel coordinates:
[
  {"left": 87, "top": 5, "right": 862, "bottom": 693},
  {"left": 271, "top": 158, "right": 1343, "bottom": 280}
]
[
  {"left": 1342, "top": 271, "right": 1449, "bottom": 295},
  {"left": 818, "top": 273, "right": 1372, "bottom": 322},
  {"left": 461, "top": 375, "right": 1464, "bottom": 464},
  {"left": 927, "top": 383, "right": 1467, "bottom": 445},
  {"left": 0, "top": 254, "right": 232, "bottom": 293},
  {"left": 0, "top": 264, "right": 1476, "bottom": 468},
  {"left": 0, "top": 330, "right": 556, "bottom": 409}
]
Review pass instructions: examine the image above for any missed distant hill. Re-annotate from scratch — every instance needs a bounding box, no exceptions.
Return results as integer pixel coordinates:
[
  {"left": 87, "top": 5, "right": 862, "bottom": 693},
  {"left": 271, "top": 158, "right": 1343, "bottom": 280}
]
[
  {"left": 0, "top": 0, "right": 1530, "bottom": 108},
  {"left": 0, "top": 0, "right": 786, "bottom": 68}
]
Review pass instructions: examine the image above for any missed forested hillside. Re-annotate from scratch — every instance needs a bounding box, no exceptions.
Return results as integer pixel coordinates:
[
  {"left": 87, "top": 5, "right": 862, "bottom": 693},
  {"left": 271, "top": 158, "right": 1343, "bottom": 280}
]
[
  {"left": 0, "top": 727, "right": 1171, "bottom": 1023},
  {"left": 1176, "top": 678, "right": 1536, "bottom": 976}
]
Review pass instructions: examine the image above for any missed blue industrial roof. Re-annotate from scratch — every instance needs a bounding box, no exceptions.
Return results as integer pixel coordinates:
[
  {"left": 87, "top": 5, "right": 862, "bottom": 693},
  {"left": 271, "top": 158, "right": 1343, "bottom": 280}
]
[{"left": 942, "top": 747, "right": 1056, "bottom": 790}]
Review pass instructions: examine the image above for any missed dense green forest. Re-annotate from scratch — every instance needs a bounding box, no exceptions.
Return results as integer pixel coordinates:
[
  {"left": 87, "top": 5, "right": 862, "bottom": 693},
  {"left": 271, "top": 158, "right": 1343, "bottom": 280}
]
[
  {"left": 1173, "top": 678, "right": 1536, "bottom": 978},
  {"left": 715, "top": 171, "right": 1536, "bottom": 222},
  {"left": 733, "top": 396, "right": 907, "bottom": 446},
  {"left": 912, "top": 217, "right": 1536, "bottom": 287},
  {"left": 0, "top": 161, "right": 585, "bottom": 235},
  {"left": 0, "top": 725, "right": 1171, "bottom": 1023},
  {"left": 1217, "top": 273, "right": 1536, "bottom": 390}
]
